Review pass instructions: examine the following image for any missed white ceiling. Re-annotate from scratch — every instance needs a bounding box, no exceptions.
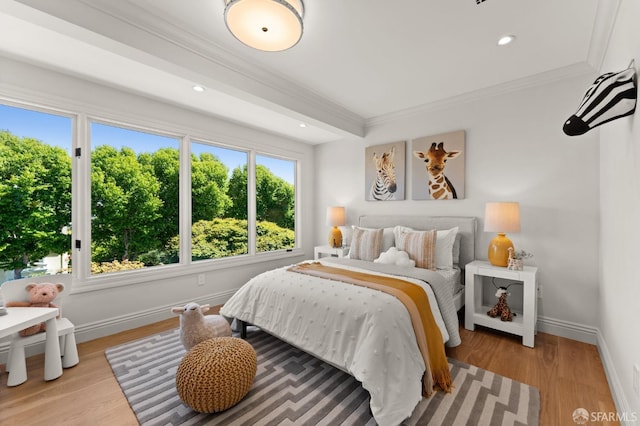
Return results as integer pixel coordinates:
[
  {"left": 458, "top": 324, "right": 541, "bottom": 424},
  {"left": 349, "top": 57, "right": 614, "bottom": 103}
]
[{"left": 0, "top": 0, "right": 614, "bottom": 144}]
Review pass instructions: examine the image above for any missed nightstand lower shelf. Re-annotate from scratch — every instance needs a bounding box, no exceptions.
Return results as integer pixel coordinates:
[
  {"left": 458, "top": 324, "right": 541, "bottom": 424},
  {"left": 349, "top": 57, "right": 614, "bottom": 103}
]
[{"left": 472, "top": 305, "right": 524, "bottom": 336}]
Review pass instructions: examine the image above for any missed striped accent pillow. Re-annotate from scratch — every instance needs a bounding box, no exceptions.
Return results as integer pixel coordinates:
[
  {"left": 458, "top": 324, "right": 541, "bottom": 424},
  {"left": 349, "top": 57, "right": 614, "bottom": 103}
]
[
  {"left": 395, "top": 228, "right": 437, "bottom": 270},
  {"left": 349, "top": 227, "right": 383, "bottom": 261}
]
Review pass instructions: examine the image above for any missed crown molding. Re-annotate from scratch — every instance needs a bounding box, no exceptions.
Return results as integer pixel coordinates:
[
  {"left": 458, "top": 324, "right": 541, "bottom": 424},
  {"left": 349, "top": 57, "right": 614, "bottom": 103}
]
[
  {"left": 365, "top": 62, "right": 596, "bottom": 130},
  {"left": 586, "top": 0, "right": 621, "bottom": 72}
]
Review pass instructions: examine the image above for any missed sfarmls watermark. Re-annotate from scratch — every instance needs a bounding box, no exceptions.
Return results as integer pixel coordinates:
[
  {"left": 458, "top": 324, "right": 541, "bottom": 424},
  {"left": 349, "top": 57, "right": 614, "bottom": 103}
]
[{"left": 572, "top": 407, "right": 638, "bottom": 424}]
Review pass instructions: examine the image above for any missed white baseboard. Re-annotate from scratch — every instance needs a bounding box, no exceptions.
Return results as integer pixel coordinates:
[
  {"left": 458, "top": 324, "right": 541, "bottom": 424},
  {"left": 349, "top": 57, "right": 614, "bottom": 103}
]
[
  {"left": 597, "top": 331, "right": 637, "bottom": 426},
  {"left": 0, "top": 289, "right": 236, "bottom": 364},
  {"left": 537, "top": 315, "right": 598, "bottom": 344}
]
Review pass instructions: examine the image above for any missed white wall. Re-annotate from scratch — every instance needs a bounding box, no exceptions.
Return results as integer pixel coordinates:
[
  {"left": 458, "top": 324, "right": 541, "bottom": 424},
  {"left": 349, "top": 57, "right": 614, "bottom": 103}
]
[
  {"left": 598, "top": 0, "right": 640, "bottom": 420},
  {"left": 0, "top": 57, "right": 316, "bottom": 345},
  {"left": 315, "top": 73, "right": 601, "bottom": 341}
]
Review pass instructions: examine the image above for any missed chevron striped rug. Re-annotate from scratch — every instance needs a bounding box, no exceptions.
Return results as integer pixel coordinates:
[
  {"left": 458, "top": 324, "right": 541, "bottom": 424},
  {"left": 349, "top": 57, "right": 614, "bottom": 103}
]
[{"left": 105, "top": 328, "right": 539, "bottom": 425}]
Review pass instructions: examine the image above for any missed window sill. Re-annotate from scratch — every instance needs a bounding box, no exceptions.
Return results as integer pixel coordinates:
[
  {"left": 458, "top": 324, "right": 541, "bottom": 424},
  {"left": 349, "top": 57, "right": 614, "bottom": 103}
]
[{"left": 69, "top": 247, "right": 305, "bottom": 294}]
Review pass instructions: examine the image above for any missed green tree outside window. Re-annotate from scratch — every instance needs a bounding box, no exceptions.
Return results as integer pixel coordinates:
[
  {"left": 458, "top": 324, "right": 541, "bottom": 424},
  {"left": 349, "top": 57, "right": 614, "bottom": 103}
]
[{"left": 0, "top": 131, "right": 71, "bottom": 279}]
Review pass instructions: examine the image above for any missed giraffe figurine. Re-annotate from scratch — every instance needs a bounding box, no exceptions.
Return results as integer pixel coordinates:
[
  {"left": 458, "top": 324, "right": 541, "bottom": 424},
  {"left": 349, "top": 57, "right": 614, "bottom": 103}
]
[
  {"left": 413, "top": 142, "right": 461, "bottom": 199},
  {"left": 487, "top": 288, "right": 514, "bottom": 322},
  {"left": 507, "top": 247, "right": 523, "bottom": 271}
]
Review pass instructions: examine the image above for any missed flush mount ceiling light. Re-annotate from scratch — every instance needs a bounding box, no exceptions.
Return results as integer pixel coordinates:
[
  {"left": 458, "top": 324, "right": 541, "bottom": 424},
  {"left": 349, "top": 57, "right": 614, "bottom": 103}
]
[
  {"left": 223, "top": 0, "right": 305, "bottom": 52},
  {"left": 497, "top": 34, "right": 516, "bottom": 46}
]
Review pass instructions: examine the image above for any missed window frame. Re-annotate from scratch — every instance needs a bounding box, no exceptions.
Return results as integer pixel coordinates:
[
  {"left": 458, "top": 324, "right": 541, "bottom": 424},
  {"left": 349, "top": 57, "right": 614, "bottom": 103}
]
[
  {"left": 0, "top": 100, "right": 75, "bottom": 280},
  {"left": 189, "top": 137, "right": 252, "bottom": 261},
  {"left": 83, "top": 117, "right": 184, "bottom": 278},
  {"left": 254, "top": 151, "right": 298, "bottom": 254}
]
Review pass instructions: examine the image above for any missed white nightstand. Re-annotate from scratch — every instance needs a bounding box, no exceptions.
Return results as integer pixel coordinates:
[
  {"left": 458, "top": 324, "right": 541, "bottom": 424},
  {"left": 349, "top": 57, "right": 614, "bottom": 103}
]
[
  {"left": 314, "top": 245, "right": 349, "bottom": 260},
  {"left": 464, "top": 260, "right": 538, "bottom": 347}
]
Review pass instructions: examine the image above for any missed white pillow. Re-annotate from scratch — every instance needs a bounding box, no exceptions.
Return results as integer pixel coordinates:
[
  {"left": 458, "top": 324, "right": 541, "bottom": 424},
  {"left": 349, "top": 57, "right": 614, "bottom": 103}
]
[
  {"left": 452, "top": 233, "right": 462, "bottom": 266},
  {"left": 374, "top": 247, "right": 416, "bottom": 268},
  {"left": 436, "top": 227, "right": 459, "bottom": 269},
  {"left": 393, "top": 225, "right": 459, "bottom": 269}
]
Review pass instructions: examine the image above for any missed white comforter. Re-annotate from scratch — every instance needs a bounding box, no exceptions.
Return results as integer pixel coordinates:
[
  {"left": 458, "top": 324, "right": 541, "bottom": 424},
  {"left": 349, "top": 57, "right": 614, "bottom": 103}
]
[{"left": 220, "top": 259, "right": 452, "bottom": 426}]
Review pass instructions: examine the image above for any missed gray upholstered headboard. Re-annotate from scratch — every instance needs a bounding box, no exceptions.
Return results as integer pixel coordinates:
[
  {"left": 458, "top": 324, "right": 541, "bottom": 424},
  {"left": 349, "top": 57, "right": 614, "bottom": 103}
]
[{"left": 358, "top": 215, "right": 477, "bottom": 269}]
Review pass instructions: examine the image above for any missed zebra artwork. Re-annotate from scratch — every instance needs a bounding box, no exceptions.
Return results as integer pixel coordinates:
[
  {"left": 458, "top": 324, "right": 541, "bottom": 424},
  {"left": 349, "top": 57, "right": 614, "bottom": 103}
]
[
  {"left": 369, "top": 146, "right": 397, "bottom": 201},
  {"left": 563, "top": 62, "right": 637, "bottom": 136}
]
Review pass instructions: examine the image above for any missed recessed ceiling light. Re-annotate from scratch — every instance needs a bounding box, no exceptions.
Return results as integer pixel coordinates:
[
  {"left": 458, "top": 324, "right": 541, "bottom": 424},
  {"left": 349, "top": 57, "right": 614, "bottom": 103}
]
[
  {"left": 497, "top": 35, "right": 516, "bottom": 46},
  {"left": 299, "top": 123, "right": 307, "bottom": 128},
  {"left": 192, "top": 85, "right": 205, "bottom": 92}
]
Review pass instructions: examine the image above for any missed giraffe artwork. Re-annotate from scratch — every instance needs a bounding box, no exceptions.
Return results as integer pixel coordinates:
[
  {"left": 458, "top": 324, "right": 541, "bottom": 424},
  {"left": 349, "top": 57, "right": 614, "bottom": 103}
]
[
  {"left": 365, "top": 141, "right": 405, "bottom": 201},
  {"left": 414, "top": 142, "right": 461, "bottom": 199},
  {"left": 411, "top": 130, "right": 465, "bottom": 200}
]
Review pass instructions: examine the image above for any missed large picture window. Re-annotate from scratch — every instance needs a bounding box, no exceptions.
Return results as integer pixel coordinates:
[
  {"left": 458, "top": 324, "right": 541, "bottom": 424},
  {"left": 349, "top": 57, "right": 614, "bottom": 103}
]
[
  {"left": 0, "top": 104, "right": 72, "bottom": 280},
  {"left": 1, "top": 102, "right": 300, "bottom": 285}
]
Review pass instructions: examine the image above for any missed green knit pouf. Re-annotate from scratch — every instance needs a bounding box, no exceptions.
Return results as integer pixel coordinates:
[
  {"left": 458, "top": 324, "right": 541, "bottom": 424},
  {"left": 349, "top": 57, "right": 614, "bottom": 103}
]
[{"left": 176, "top": 337, "right": 257, "bottom": 413}]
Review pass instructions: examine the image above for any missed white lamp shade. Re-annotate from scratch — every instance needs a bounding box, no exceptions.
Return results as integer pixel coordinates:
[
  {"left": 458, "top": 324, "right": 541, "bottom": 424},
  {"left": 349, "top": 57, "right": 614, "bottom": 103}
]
[
  {"left": 484, "top": 202, "right": 521, "bottom": 233},
  {"left": 326, "top": 206, "right": 346, "bottom": 227},
  {"left": 224, "top": 0, "right": 304, "bottom": 52}
]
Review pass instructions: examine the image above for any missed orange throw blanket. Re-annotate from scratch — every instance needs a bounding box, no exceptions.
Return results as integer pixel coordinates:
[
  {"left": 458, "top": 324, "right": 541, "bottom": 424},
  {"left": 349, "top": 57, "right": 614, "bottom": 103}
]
[{"left": 287, "top": 262, "right": 452, "bottom": 396}]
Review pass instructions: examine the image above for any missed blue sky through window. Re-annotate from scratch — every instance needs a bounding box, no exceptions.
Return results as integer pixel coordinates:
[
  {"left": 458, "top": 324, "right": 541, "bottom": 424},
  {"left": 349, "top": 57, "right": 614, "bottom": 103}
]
[
  {"left": 0, "top": 104, "right": 72, "bottom": 152},
  {"left": 1, "top": 104, "right": 294, "bottom": 184},
  {"left": 257, "top": 155, "right": 295, "bottom": 186}
]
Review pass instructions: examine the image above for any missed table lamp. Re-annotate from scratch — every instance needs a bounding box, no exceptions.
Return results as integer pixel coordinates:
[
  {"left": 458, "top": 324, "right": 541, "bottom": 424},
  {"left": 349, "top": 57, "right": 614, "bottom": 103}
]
[
  {"left": 484, "top": 202, "right": 520, "bottom": 267},
  {"left": 326, "top": 206, "right": 345, "bottom": 248}
]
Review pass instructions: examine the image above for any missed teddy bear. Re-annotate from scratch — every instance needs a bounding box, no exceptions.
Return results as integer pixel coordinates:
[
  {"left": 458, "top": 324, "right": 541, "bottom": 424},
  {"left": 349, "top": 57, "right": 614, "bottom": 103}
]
[
  {"left": 171, "top": 302, "right": 232, "bottom": 350},
  {"left": 6, "top": 282, "right": 65, "bottom": 336}
]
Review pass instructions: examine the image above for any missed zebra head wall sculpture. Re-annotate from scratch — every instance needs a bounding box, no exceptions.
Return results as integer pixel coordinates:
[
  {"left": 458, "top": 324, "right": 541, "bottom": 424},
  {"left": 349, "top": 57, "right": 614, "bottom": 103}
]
[
  {"left": 563, "top": 63, "right": 636, "bottom": 136},
  {"left": 370, "top": 146, "right": 397, "bottom": 201},
  {"left": 414, "top": 142, "right": 461, "bottom": 200}
]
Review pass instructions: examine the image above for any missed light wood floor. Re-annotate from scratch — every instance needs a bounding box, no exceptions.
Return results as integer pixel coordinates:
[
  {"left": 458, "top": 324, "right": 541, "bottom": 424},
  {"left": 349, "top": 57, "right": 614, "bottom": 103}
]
[{"left": 1, "top": 310, "right": 618, "bottom": 426}]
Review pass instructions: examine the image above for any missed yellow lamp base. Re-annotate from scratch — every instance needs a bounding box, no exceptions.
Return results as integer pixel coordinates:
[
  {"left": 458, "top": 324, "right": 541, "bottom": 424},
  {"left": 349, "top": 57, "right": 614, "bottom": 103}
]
[
  {"left": 328, "top": 226, "right": 343, "bottom": 248},
  {"left": 488, "top": 233, "right": 514, "bottom": 267}
]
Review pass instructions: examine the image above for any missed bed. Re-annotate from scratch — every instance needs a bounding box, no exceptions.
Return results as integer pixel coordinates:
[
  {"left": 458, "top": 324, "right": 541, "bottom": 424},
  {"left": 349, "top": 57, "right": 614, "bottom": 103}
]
[{"left": 220, "top": 215, "right": 476, "bottom": 426}]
